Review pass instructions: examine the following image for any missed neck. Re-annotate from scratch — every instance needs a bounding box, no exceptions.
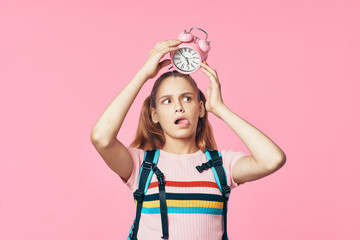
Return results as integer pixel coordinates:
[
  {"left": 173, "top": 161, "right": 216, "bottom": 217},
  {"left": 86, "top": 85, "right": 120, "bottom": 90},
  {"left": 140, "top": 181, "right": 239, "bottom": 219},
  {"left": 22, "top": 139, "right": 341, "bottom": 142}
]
[{"left": 162, "top": 138, "right": 199, "bottom": 155}]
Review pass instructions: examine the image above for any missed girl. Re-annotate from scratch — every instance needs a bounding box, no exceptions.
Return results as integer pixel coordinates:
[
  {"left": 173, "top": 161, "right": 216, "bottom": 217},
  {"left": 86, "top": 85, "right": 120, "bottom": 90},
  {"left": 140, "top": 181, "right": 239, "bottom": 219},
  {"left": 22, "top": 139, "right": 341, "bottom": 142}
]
[{"left": 90, "top": 39, "right": 286, "bottom": 240}]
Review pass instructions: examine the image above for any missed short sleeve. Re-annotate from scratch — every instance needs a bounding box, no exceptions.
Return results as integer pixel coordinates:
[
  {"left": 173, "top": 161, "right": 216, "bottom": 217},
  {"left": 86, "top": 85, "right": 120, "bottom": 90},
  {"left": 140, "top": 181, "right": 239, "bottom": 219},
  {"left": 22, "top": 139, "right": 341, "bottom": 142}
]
[
  {"left": 221, "top": 149, "right": 247, "bottom": 189},
  {"left": 122, "top": 147, "right": 145, "bottom": 193}
]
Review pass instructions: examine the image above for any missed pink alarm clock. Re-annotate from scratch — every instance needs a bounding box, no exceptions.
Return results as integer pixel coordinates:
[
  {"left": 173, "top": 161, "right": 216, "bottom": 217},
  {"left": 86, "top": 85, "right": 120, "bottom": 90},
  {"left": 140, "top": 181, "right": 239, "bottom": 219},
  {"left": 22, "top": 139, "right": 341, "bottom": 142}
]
[{"left": 170, "top": 27, "right": 211, "bottom": 74}]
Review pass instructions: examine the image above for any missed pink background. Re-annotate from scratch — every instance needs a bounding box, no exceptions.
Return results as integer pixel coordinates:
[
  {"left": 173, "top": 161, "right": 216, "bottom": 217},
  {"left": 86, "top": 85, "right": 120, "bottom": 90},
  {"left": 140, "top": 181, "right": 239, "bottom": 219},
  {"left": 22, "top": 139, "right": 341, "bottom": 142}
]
[{"left": 1, "top": 0, "right": 359, "bottom": 239}]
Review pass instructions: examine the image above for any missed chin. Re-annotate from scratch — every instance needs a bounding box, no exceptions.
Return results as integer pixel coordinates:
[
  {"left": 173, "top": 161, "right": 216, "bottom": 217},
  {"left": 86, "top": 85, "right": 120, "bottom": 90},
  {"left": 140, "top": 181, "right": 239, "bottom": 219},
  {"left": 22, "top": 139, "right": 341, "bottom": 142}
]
[{"left": 166, "top": 129, "right": 197, "bottom": 140}]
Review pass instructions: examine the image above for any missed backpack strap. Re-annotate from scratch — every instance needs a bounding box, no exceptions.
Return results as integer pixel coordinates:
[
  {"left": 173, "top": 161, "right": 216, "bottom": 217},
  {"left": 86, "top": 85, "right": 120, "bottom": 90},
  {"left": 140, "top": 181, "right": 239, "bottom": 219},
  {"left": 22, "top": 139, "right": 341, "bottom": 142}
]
[
  {"left": 128, "top": 149, "right": 169, "bottom": 240},
  {"left": 152, "top": 165, "right": 169, "bottom": 239},
  {"left": 196, "top": 149, "right": 231, "bottom": 240},
  {"left": 128, "top": 149, "right": 159, "bottom": 240}
]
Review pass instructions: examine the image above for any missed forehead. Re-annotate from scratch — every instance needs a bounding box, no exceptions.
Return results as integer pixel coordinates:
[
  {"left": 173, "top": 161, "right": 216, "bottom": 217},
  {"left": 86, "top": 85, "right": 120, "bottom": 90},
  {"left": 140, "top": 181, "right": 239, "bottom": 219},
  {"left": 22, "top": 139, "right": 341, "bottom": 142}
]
[{"left": 156, "top": 76, "right": 197, "bottom": 97}]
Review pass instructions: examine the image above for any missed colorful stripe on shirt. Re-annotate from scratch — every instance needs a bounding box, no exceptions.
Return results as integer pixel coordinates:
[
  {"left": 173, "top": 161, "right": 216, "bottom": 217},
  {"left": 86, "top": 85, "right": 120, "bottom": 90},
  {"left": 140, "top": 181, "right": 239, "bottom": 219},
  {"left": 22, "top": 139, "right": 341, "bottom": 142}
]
[
  {"left": 139, "top": 192, "right": 227, "bottom": 215},
  {"left": 148, "top": 180, "right": 219, "bottom": 189}
]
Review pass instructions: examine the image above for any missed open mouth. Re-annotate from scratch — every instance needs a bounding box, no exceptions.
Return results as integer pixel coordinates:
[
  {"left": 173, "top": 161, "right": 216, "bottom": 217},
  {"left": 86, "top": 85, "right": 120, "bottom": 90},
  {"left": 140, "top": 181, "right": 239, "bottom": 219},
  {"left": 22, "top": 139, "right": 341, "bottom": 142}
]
[{"left": 175, "top": 117, "right": 190, "bottom": 126}]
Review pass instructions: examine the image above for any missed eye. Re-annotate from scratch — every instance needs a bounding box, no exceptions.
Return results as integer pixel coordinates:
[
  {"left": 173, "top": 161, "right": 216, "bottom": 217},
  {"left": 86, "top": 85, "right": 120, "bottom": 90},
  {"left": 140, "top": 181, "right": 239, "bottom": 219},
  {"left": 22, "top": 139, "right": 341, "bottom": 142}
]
[
  {"left": 162, "top": 99, "right": 171, "bottom": 104},
  {"left": 183, "top": 96, "right": 192, "bottom": 102}
]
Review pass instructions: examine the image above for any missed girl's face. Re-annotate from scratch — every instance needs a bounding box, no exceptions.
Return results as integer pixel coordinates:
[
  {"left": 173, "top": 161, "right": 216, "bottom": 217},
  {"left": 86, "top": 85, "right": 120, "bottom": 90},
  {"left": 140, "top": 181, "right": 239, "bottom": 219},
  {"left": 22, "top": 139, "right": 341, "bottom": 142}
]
[{"left": 151, "top": 76, "right": 205, "bottom": 143}]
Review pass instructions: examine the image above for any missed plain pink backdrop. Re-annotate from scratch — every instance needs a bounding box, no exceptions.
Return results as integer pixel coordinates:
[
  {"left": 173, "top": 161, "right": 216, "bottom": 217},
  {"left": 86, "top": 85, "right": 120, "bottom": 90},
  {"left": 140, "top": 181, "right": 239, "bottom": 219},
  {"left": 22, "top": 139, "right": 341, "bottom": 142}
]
[{"left": 1, "top": 0, "right": 359, "bottom": 239}]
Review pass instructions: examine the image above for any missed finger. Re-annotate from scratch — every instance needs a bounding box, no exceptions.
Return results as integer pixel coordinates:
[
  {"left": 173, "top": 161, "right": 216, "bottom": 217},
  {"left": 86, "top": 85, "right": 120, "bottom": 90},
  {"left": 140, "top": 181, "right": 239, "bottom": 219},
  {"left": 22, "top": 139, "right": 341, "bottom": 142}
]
[
  {"left": 165, "top": 39, "right": 182, "bottom": 47},
  {"left": 206, "top": 87, "right": 211, "bottom": 98},
  {"left": 201, "top": 66, "right": 218, "bottom": 86},
  {"left": 200, "top": 62, "right": 218, "bottom": 79},
  {"left": 157, "top": 39, "right": 181, "bottom": 50},
  {"left": 158, "top": 59, "right": 171, "bottom": 69},
  {"left": 156, "top": 39, "right": 182, "bottom": 49},
  {"left": 150, "top": 45, "right": 179, "bottom": 62},
  {"left": 155, "top": 46, "right": 179, "bottom": 60},
  {"left": 200, "top": 62, "right": 219, "bottom": 81},
  {"left": 160, "top": 46, "right": 180, "bottom": 55}
]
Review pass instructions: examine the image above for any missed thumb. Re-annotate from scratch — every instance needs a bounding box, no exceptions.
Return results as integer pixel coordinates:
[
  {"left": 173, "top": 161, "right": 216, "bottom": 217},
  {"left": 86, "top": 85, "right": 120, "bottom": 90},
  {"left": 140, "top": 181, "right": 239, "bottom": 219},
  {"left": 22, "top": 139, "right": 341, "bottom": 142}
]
[{"left": 159, "top": 59, "right": 171, "bottom": 69}]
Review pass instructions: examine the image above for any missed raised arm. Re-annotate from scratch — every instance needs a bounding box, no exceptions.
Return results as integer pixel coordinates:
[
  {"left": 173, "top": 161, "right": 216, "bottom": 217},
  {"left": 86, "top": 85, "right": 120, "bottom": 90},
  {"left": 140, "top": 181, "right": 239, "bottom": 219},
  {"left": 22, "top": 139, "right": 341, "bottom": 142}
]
[
  {"left": 200, "top": 62, "right": 286, "bottom": 184},
  {"left": 90, "top": 40, "right": 181, "bottom": 181}
]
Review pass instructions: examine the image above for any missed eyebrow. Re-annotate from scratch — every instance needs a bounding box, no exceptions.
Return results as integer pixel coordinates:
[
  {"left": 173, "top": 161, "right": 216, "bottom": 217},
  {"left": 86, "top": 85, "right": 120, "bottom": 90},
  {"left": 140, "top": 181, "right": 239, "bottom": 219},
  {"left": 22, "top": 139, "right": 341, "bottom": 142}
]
[{"left": 159, "top": 92, "right": 195, "bottom": 101}]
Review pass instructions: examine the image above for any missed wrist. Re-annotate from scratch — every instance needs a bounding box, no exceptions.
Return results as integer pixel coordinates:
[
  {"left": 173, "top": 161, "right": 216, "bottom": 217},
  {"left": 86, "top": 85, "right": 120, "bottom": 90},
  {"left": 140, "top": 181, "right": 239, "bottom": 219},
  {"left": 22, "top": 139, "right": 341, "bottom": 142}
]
[
  {"left": 211, "top": 103, "right": 228, "bottom": 119},
  {"left": 134, "top": 69, "right": 150, "bottom": 84}
]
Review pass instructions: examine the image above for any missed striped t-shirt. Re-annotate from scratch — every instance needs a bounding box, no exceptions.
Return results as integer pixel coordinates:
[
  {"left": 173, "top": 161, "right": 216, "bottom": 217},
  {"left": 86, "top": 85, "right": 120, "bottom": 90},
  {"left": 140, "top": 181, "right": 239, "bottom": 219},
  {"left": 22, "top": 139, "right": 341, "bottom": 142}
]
[{"left": 125, "top": 147, "right": 246, "bottom": 240}]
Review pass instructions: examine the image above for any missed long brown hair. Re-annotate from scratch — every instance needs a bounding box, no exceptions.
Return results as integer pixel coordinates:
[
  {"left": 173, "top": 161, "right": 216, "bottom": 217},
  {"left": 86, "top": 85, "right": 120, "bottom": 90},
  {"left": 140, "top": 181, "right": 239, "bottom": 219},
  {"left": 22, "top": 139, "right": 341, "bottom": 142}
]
[{"left": 130, "top": 71, "right": 217, "bottom": 152}]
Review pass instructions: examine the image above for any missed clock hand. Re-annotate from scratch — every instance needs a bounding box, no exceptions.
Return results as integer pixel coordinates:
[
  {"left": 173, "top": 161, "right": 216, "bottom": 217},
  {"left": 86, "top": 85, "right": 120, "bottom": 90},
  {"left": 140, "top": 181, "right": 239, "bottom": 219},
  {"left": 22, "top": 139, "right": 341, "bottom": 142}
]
[
  {"left": 178, "top": 50, "right": 191, "bottom": 66},
  {"left": 179, "top": 51, "right": 190, "bottom": 65},
  {"left": 179, "top": 51, "right": 187, "bottom": 59}
]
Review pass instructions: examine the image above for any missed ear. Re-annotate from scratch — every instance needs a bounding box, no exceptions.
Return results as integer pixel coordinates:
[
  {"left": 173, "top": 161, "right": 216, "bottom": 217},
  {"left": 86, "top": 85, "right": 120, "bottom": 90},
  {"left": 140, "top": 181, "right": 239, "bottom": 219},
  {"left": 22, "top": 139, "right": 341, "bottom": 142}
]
[
  {"left": 151, "top": 107, "right": 159, "bottom": 123},
  {"left": 199, "top": 100, "right": 205, "bottom": 118}
]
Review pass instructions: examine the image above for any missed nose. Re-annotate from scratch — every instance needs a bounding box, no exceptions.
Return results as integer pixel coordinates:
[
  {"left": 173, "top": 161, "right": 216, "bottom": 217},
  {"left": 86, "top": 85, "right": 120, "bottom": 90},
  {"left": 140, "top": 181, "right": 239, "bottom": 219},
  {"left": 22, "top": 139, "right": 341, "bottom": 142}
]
[
  {"left": 176, "top": 107, "right": 184, "bottom": 113},
  {"left": 175, "top": 100, "right": 184, "bottom": 113}
]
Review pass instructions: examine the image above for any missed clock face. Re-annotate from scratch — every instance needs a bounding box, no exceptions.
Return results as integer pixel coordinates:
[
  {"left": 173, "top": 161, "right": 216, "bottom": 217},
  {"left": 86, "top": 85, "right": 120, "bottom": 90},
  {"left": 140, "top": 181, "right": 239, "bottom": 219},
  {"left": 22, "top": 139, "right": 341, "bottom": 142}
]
[{"left": 172, "top": 48, "right": 200, "bottom": 72}]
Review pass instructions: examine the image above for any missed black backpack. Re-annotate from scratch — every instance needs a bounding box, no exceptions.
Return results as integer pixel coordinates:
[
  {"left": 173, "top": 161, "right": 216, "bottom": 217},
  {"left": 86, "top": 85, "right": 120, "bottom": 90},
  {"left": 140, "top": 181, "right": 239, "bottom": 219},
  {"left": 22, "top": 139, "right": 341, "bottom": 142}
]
[{"left": 128, "top": 149, "right": 231, "bottom": 240}]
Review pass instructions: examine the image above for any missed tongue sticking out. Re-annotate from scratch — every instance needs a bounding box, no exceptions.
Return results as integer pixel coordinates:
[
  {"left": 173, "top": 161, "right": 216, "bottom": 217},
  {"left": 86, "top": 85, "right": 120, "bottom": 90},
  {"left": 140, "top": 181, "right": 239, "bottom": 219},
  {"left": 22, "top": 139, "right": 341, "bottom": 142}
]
[{"left": 176, "top": 118, "right": 190, "bottom": 127}]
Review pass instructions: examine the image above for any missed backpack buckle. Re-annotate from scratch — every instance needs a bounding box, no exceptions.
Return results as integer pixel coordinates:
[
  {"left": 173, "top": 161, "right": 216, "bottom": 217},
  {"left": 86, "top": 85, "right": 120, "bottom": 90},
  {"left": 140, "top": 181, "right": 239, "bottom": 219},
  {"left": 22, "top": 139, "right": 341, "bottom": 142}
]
[
  {"left": 142, "top": 161, "right": 153, "bottom": 170},
  {"left": 222, "top": 185, "right": 231, "bottom": 198},
  {"left": 157, "top": 172, "right": 166, "bottom": 185},
  {"left": 212, "top": 155, "right": 223, "bottom": 166},
  {"left": 196, "top": 161, "right": 213, "bottom": 173},
  {"left": 133, "top": 189, "right": 144, "bottom": 202}
]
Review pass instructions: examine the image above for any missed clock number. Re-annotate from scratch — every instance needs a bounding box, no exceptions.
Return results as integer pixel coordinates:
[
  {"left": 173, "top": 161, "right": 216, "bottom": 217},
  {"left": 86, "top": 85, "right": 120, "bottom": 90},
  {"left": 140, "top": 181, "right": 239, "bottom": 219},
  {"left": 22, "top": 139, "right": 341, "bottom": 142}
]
[{"left": 174, "top": 48, "right": 200, "bottom": 72}]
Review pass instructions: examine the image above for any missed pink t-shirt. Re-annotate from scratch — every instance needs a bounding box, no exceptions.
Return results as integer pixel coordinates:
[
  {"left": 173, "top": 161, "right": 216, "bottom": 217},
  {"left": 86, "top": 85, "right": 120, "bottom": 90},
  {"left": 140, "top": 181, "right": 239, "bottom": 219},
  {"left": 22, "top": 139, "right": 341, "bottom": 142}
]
[{"left": 124, "top": 147, "right": 246, "bottom": 240}]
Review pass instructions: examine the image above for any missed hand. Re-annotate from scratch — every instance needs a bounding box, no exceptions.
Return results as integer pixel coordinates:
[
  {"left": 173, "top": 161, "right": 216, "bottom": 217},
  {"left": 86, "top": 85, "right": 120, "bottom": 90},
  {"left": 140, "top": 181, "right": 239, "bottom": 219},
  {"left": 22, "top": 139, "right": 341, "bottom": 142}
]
[
  {"left": 139, "top": 39, "right": 181, "bottom": 80},
  {"left": 200, "top": 62, "right": 225, "bottom": 116}
]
